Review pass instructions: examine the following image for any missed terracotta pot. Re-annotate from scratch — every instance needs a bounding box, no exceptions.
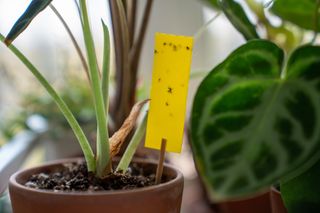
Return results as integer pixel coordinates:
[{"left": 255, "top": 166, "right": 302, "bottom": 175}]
[
  {"left": 218, "top": 191, "right": 272, "bottom": 213},
  {"left": 9, "top": 158, "right": 184, "bottom": 213},
  {"left": 270, "top": 187, "right": 287, "bottom": 213}
]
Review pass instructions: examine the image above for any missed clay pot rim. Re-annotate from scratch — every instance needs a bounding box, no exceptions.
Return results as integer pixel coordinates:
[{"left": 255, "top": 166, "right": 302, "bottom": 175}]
[
  {"left": 271, "top": 186, "right": 281, "bottom": 195},
  {"left": 9, "top": 158, "right": 183, "bottom": 196}
]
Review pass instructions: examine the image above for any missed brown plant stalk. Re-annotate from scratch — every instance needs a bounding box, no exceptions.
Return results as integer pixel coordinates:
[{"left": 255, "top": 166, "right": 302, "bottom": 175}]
[{"left": 109, "top": 0, "right": 153, "bottom": 132}]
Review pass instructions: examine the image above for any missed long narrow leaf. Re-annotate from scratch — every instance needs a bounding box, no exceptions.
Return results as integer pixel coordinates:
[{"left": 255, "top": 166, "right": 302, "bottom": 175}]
[
  {"left": 0, "top": 33, "right": 95, "bottom": 172},
  {"left": 116, "top": 111, "right": 148, "bottom": 173},
  {"left": 79, "top": 0, "right": 109, "bottom": 177},
  {"left": 219, "top": 0, "right": 259, "bottom": 40},
  {"left": 5, "top": 0, "right": 52, "bottom": 45},
  {"left": 101, "top": 21, "right": 110, "bottom": 110}
]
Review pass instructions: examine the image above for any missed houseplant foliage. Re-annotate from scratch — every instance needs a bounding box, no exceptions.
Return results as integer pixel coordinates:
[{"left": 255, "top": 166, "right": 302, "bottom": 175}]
[
  {"left": 108, "top": 0, "right": 153, "bottom": 132},
  {"left": 191, "top": 40, "right": 320, "bottom": 200},
  {"left": 280, "top": 160, "right": 320, "bottom": 213},
  {"left": 207, "top": 0, "right": 320, "bottom": 51},
  {"left": 190, "top": 0, "right": 320, "bottom": 206},
  {"left": 271, "top": 0, "right": 320, "bottom": 31},
  {"left": 0, "top": 1, "right": 186, "bottom": 212},
  {"left": 0, "top": 0, "right": 150, "bottom": 180},
  {"left": 2, "top": 0, "right": 109, "bottom": 178}
]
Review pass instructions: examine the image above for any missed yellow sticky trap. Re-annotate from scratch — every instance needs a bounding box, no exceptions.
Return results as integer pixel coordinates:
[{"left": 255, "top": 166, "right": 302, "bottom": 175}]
[{"left": 145, "top": 33, "right": 193, "bottom": 153}]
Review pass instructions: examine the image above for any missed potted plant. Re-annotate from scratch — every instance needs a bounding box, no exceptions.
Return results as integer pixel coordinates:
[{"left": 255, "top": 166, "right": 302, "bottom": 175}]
[
  {"left": 190, "top": 0, "right": 320, "bottom": 213},
  {"left": 1, "top": 0, "right": 183, "bottom": 212}
]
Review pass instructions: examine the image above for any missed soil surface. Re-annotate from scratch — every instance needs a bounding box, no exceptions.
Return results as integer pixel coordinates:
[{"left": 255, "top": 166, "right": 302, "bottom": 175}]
[{"left": 24, "top": 162, "right": 164, "bottom": 192}]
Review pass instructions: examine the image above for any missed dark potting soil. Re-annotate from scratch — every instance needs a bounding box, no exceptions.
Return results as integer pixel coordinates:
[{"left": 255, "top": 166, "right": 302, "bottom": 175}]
[{"left": 24, "top": 162, "right": 164, "bottom": 192}]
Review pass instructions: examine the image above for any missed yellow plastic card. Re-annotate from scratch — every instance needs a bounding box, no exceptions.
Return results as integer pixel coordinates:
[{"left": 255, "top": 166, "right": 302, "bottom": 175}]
[{"left": 145, "top": 33, "right": 193, "bottom": 153}]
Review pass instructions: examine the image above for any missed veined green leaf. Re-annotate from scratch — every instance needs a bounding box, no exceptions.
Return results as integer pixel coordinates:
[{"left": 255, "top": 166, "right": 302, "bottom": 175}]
[
  {"left": 219, "top": 0, "right": 259, "bottom": 40},
  {"left": 191, "top": 40, "right": 320, "bottom": 201},
  {"left": 5, "top": 0, "right": 53, "bottom": 45},
  {"left": 281, "top": 159, "right": 320, "bottom": 213},
  {"left": 271, "top": 0, "right": 320, "bottom": 31}
]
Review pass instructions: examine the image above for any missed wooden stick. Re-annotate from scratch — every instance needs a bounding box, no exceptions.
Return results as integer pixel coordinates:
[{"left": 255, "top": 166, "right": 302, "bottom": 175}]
[{"left": 155, "top": 138, "right": 167, "bottom": 184}]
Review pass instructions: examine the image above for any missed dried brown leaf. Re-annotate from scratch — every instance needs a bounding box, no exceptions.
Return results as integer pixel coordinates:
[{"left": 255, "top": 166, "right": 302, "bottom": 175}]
[{"left": 109, "top": 99, "right": 149, "bottom": 157}]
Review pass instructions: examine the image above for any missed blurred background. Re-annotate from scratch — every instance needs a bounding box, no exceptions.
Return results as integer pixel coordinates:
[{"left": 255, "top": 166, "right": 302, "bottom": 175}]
[{"left": 0, "top": 0, "right": 246, "bottom": 212}]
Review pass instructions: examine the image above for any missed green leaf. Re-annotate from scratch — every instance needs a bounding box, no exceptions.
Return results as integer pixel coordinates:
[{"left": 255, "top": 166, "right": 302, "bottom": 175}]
[
  {"left": 116, "top": 111, "right": 148, "bottom": 173},
  {"left": 271, "top": 0, "right": 320, "bottom": 31},
  {"left": 191, "top": 40, "right": 320, "bottom": 201},
  {"left": 79, "top": 0, "right": 109, "bottom": 177},
  {"left": 101, "top": 20, "right": 111, "bottom": 108},
  {"left": 0, "top": 33, "right": 95, "bottom": 172},
  {"left": 5, "top": 0, "right": 53, "bottom": 45},
  {"left": 219, "top": 0, "right": 259, "bottom": 40},
  {"left": 203, "top": 0, "right": 220, "bottom": 9},
  {"left": 280, "top": 159, "right": 320, "bottom": 213},
  {"left": 280, "top": 161, "right": 320, "bottom": 213}
]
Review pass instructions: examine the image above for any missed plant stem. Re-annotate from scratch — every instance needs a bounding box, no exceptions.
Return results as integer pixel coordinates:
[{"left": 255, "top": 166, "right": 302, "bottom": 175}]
[
  {"left": 73, "top": 0, "right": 81, "bottom": 18},
  {"left": 116, "top": 111, "right": 148, "bottom": 172},
  {"left": 117, "top": 0, "right": 131, "bottom": 116},
  {"left": 79, "top": 0, "right": 109, "bottom": 177},
  {"left": 49, "top": 4, "right": 90, "bottom": 81},
  {"left": 127, "top": 0, "right": 137, "bottom": 48},
  {"left": 130, "top": 0, "right": 153, "bottom": 86},
  {"left": 245, "top": 0, "right": 268, "bottom": 24},
  {"left": 109, "top": 0, "right": 132, "bottom": 130},
  {"left": 193, "top": 12, "right": 221, "bottom": 42},
  {"left": 311, "top": 0, "right": 320, "bottom": 44},
  {"left": 0, "top": 33, "right": 95, "bottom": 172}
]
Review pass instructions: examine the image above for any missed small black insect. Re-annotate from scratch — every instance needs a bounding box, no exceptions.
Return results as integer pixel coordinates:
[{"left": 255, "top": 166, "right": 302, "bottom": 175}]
[{"left": 173, "top": 45, "right": 177, "bottom": 51}]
